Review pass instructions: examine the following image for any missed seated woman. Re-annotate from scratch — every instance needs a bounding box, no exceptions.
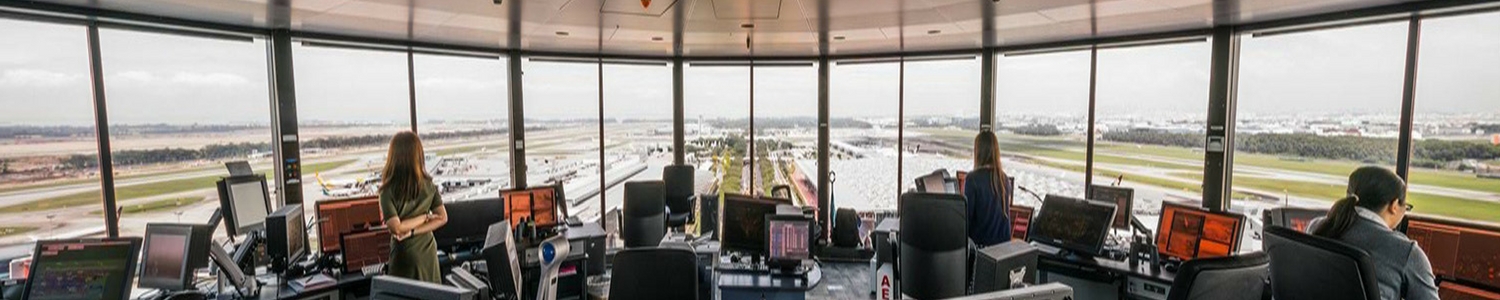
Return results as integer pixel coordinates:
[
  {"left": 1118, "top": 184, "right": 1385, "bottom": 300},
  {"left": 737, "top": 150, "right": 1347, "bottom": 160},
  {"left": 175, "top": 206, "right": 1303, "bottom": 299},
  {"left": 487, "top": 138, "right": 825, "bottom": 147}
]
[
  {"left": 963, "top": 131, "right": 1014, "bottom": 248},
  {"left": 1308, "top": 166, "right": 1438, "bottom": 300}
]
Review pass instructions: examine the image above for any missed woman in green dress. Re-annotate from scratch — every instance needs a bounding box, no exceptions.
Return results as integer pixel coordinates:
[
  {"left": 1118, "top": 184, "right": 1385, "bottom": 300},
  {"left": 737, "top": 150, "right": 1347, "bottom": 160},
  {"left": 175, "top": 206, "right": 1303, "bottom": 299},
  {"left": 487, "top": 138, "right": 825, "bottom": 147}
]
[{"left": 378, "top": 131, "right": 448, "bottom": 283}]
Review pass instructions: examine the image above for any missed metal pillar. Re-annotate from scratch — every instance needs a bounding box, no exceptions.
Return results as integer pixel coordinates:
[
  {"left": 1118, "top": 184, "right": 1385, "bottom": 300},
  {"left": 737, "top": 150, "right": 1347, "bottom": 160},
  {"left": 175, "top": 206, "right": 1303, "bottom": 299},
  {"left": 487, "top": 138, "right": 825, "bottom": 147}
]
[
  {"left": 86, "top": 25, "right": 119, "bottom": 237},
  {"left": 269, "top": 29, "right": 303, "bottom": 205},
  {"left": 1396, "top": 16, "right": 1421, "bottom": 181},
  {"left": 1202, "top": 27, "right": 1241, "bottom": 212}
]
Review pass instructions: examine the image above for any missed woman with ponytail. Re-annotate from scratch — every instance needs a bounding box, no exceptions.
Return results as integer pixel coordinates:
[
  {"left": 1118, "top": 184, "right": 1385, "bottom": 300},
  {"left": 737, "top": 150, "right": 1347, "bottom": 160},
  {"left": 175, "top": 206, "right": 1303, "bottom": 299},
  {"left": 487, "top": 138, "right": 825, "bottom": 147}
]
[
  {"left": 963, "top": 131, "right": 1014, "bottom": 247},
  {"left": 1307, "top": 166, "right": 1437, "bottom": 300}
]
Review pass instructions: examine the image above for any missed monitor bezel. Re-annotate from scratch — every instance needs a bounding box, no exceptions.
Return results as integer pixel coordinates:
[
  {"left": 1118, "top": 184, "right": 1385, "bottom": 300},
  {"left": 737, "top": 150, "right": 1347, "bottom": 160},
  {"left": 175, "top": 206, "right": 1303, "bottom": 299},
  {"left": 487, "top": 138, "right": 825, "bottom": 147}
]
[
  {"left": 765, "top": 214, "right": 814, "bottom": 266},
  {"left": 1155, "top": 201, "right": 1246, "bottom": 261},
  {"left": 1028, "top": 195, "right": 1117, "bottom": 257},
  {"left": 22, "top": 237, "right": 144, "bottom": 300},
  {"left": 140, "top": 224, "right": 196, "bottom": 291}
]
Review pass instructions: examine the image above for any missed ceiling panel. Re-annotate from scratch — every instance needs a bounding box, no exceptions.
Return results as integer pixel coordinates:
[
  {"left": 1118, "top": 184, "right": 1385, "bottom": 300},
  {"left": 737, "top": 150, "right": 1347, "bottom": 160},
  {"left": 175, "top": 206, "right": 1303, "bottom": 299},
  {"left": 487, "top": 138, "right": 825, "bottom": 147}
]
[{"left": 3, "top": 0, "right": 1458, "bottom": 57}]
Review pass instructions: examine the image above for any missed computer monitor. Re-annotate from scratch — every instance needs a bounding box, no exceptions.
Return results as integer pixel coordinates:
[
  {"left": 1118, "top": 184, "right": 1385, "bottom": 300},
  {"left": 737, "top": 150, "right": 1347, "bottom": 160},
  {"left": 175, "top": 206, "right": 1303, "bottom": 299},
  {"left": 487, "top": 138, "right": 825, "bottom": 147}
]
[
  {"left": 216, "top": 175, "right": 271, "bottom": 236},
  {"left": 140, "top": 224, "right": 212, "bottom": 291},
  {"left": 1009, "top": 205, "right": 1035, "bottom": 241},
  {"left": 315, "top": 196, "right": 383, "bottom": 253},
  {"left": 1154, "top": 202, "right": 1245, "bottom": 261},
  {"left": 1087, "top": 185, "right": 1134, "bottom": 230},
  {"left": 371, "top": 275, "right": 475, "bottom": 300},
  {"left": 22, "top": 238, "right": 143, "bottom": 300},
  {"left": 501, "top": 185, "right": 564, "bottom": 229},
  {"left": 1264, "top": 207, "right": 1327, "bottom": 233},
  {"left": 342, "top": 230, "right": 393, "bottom": 274},
  {"left": 1439, "top": 281, "right": 1500, "bottom": 299},
  {"left": 766, "top": 214, "right": 812, "bottom": 268},
  {"left": 266, "top": 203, "right": 309, "bottom": 272},
  {"left": 433, "top": 197, "right": 505, "bottom": 251},
  {"left": 1028, "top": 195, "right": 1116, "bottom": 257},
  {"left": 915, "top": 170, "right": 955, "bottom": 194},
  {"left": 1404, "top": 215, "right": 1500, "bottom": 290},
  {"left": 720, "top": 194, "right": 782, "bottom": 255}
]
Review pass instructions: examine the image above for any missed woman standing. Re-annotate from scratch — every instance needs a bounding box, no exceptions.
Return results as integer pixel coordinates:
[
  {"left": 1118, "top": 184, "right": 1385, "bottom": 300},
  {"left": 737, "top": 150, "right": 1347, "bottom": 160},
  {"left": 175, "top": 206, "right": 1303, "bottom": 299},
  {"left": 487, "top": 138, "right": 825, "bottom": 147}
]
[
  {"left": 378, "top": 131, "right": 448, "bottom": 283},
  {"left": 964, "top": 131, "right": 1014, "bottom": 247}
]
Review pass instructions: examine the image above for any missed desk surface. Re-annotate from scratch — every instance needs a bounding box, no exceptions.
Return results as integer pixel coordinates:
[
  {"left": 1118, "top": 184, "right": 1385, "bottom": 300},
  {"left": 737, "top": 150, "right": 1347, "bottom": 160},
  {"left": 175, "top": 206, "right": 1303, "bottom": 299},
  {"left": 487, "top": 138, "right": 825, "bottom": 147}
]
[
  {"left": 254, "top": 272, "right": 372, "bottom": 300},
  {"left": 1035, "top": 244, "right": 1176, "bottom": 284}
]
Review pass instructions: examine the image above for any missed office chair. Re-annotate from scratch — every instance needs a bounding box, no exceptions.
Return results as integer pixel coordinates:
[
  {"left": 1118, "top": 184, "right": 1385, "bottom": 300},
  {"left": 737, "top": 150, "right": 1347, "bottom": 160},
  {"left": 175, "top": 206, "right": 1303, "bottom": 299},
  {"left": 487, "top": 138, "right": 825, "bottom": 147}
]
[
  {"left": 609, "top": 247, "right": 699, "bottom": 300},
  {"left": 1166, "top": 251, "right": 1269, "bottom": 300},
  {"left": 663, "top": 165, "right": 695, "bottom": 228},
  {"left": 1263, "top": 226, "right": 1380, "bottom": 300},
  {"left": 622, "top": 180, "right": 667, "bottom": 248},
  {"left": 898, "top": 192, "right": 968, "bottom": 300}
]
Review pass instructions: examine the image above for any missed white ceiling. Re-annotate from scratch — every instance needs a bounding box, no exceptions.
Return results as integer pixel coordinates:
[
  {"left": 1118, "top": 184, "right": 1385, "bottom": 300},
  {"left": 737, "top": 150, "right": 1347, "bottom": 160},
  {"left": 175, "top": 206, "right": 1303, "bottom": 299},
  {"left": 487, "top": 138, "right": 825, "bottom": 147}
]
[{"left": 13, "top": 0, "right": 1430, "bottom": 57}]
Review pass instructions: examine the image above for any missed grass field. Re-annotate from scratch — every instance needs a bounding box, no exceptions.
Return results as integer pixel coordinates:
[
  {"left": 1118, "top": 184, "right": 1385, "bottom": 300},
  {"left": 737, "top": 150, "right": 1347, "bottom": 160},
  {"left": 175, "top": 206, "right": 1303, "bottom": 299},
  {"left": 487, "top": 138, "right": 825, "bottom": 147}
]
[
  {"left": 917, "top": 128, "right": 1500, "bottom": 223},
  {"left": 0, "top": 159, "right": 355, "bottom": 214},
  {"left": 0, "top": 227, "right": 37, "bottom": 238},
  {"left": 94, "top": 197, "right": 208, "bottom": 216}
]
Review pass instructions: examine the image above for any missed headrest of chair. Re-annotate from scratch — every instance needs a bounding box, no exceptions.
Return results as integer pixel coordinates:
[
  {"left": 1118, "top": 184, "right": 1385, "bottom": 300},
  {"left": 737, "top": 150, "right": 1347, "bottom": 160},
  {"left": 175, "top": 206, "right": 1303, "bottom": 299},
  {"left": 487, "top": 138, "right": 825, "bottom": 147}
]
[
  {"left": 899, "top": 192, "right": 967, "bottom": 252},
  {"left": 624, "top": 181, "right": 666, "bottom": 217}
]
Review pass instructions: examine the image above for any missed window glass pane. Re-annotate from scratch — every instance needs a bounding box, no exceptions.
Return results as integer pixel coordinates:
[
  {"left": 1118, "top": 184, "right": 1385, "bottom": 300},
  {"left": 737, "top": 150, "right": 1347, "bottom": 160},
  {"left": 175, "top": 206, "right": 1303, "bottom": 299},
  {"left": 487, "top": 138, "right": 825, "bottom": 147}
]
[
  {"left": 1094, "top": 41, "right": 1211, "bottom": 233},
  {"left": 1234, "top": 22, "right": 1406, "bottom": 216},
  {"left": 602, "top": 63, "right": 673, "bottom": 218},
  {"left": 686, "top": 66, "right": 752, "bottom": 195},
  {"left": 100, "top": 29, "right": 275, "bottom": 239},
  {"left": 994, "top": 51, "right": 1092, "bottom": 208},
  {"left": 754, "top": 64, "right": 819, "bottom": 204},
  {"left": 1411, "top": 13, "right": 1500, "bottom": 225},
  {"left": 294, "top": 45, "right": 412, "bottom": 203},
  {"left": 902, "top": 58, "right": 981, "bottom": 194},
  {"left": 413, "top": 54, "right": 511, "bottom": 202},
  {"left": 831, "top": 62, "right": 901, "bottom": 211},
  {"left": 0, "top": 19, "right": 102, "bottom": 263},
  {"left": 522, "top": 59, "right": 601, "bottom": 220}
]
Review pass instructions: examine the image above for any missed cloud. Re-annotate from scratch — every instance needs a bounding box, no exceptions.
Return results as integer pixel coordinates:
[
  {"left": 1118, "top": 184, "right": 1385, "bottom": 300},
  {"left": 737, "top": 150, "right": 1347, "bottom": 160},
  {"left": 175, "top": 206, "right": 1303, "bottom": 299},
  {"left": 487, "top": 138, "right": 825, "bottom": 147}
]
[
  {"left": 416, "top": 77, "right": 501, "bottom": 90},
  {"left": 0, "top": 69, "right": 85, "bottom": 87},
  {"left": 110, "top": 70, "right": 251, "bottom": 87}
]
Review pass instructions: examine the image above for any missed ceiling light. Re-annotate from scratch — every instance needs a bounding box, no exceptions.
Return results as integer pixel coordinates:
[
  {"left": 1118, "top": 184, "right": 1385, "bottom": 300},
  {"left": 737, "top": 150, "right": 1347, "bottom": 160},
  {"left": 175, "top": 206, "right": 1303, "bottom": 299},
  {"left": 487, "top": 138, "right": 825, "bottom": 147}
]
[
  {"left": 833, "top": 36, "right": 845, "bottom": 40},
  {"left": 652, "top": 37, "right": 664, "bottom": 41},
  {"left": 928, "top": 30, "right": 941, "bottom": 35},
  {"left": 555, "top": 31, "right": 569, "bottom": 36},
  {"left": 740, "top": 23, "right": 754, "bottom": 29}
]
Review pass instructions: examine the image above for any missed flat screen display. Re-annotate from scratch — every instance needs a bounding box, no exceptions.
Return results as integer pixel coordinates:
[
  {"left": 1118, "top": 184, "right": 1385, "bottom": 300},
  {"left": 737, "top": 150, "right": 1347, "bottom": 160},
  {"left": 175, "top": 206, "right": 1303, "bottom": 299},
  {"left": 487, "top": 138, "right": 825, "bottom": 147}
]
[
  {"left": 315, "top": 197, "right": 382, "bottom": 253},
  {"left": 1155, "top": 202, "right": 1244, "bottom": 261},
  {"left": 140, "top": 232, "right": 188, "bottom": 288},
  {"left": 1407, "top": 217, "right": 1500, "bottom": 290},
  {"left": 1088, "top": 185, "right": 1134, "bottom": 230},
  {"left": 229, "top": 181, "right": 269, "bottom": 232},
  {"left": 721, "top": 195, "right": 780, "bottom": 254},
  {"left": 24, "top": 238, "right": 140, "bottom": 300},
  {"left": 503, "top": 187, "right": 559, "bottom": 228},
  {"left": 767, "top": 218, "right": 811, "bottom": 262},
  {"left": 1029, "top": 195, "right": 1115, "bottom": 256}
]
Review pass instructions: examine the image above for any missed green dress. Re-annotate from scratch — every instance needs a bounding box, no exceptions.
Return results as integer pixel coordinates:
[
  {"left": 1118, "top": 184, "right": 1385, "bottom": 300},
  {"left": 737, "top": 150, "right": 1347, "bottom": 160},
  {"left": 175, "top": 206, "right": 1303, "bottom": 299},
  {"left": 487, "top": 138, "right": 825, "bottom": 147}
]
[{"left": 379, "top": 180, "right": 444, "bottom": 283}]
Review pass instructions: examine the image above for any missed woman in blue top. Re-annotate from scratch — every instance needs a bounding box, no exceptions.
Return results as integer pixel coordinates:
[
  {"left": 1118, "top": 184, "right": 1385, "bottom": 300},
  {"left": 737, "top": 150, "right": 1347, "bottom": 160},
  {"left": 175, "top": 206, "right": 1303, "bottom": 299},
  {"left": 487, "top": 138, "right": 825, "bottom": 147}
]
[{"left": 964, "top": 131, "right": 1014, "bottom": 247}]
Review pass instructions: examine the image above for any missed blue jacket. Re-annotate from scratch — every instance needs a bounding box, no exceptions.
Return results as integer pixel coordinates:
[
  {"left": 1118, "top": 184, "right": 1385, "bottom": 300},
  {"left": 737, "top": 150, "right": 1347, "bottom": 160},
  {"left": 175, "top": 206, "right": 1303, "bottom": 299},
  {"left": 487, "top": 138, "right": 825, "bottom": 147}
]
[{"left": 963, "top": 168, "right": 1013, "bottom": 247}]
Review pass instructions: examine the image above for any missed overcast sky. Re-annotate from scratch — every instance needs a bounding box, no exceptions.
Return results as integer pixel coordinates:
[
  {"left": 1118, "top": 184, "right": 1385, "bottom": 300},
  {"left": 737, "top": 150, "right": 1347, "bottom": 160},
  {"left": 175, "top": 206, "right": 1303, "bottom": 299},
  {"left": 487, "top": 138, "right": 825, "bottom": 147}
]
[{"left": 2, "top": 13, "right": 1497, "bottom": 127}]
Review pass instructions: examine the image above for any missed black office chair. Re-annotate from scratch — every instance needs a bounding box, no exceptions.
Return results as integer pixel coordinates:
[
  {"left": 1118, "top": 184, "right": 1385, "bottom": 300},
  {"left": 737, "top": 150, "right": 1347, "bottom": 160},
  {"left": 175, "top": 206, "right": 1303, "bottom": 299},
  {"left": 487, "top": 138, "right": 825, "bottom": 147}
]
[
  {"left": 1167, "top": 251, "right": 1270, "bottom": 300},
  {"left": 663, "top": 165, "right": 695, "bottom": 228},
  {"left": 898, "top": 192, "right": 968, "bottom": 300},
  {"left": 623, "top": 180, "right": 666, "bottom": 248},
  {"left": 1263, "top": 226, "right": 1380, "bottom": 300},
  {"left": 609, "top": 247, "right": 699, "bottom": 300}
]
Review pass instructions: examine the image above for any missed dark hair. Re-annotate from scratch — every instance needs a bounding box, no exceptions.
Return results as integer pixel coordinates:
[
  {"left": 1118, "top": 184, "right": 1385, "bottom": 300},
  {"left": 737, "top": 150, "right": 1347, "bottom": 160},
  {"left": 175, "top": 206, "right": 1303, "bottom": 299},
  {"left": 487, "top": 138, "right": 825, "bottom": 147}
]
[
  {"left": 1311, "top": 166, "right": 1406, "bottom": 239},
  {"left": 380, "top": 131, "right": 430, "bottom": 202},
  {"left": 974, "top": 131, "right": 1010, "bottom": 208}
]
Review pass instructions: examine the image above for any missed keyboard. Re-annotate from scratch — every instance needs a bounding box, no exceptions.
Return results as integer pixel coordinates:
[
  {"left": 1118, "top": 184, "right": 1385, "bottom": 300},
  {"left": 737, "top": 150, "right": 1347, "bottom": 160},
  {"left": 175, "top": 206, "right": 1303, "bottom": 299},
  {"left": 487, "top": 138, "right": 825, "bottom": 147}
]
[{"left": 361, "top": 263, "right": 385, "bottom": 276}]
